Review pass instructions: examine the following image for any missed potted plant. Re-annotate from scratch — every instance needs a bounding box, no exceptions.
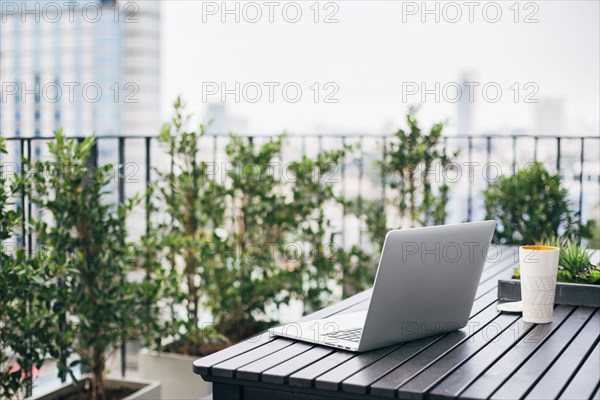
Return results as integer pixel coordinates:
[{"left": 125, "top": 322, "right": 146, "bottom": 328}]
[
  {"left": 483, "top": 162, "right": 595, "bottom": 245},
  {"left": 342, "top": 107, "right": 459, "bottom": 297},
  {"left": 137, "top": 98, "right": 229, "bottom": 399},
  {"left": 1, "top": 138, "right": 61, "bottom": 399},
  {"left": 204, "top": 133, "right": 349, "bottom": 337},
  {"left": 23, "top": 131, "right": 160, "bottom": 400},
  {"left": 138, "top": 98, "right": 350, "bottom": 398},
  {"left": 499, "top": 237, "right": 600, "bottom": 307}
]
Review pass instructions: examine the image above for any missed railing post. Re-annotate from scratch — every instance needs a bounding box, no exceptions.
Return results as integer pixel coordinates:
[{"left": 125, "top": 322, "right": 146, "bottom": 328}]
[
  {"left": 341, "top": 136, "right": 346, "bottom": 249},
  {"left": 358, "top": 136, "right": 364, "bottom": 247},
  {"left": 118, "top": 137, "right": 126, "bottom": 377},
  {"left": 212, "top": 135, "right": 217, "bottom": 166},
  {"left": 27, "top": 138, "right": 33, "bottom": 396},
  {"left": 20, "top": 139, "right": 26, "bottom": 249},
  {"left": 145, "top": 137, "right": 152, "bottom": 236},
  {"left": 578, "top": 138, "right": 584, "bottom": 219},
  {"left": 381, "top": 136, "right": 386, "bottom": 205},
  {"left": 512, "top": 136, "right": 517, "bottom": 168},
  {"left": 485, "top": 136, "right": 491, "bottom": 186},
  {"left": 23, "top": 139, "right": 33, "bottom": 398},
  {"left": 467, "top": 136, "right": 473, "bottom": 222},
  {"left": 556, "top": 137, "right": 561, "bottom": 174}
]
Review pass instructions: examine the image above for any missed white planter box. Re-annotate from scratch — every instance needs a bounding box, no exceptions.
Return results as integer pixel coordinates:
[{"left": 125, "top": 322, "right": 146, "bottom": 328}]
[
  {"left": 138, "top": 349, "right": 211, "bottom": 400},
  {"left": 28, "top": 376, "right": 161, "bottom": 400}
]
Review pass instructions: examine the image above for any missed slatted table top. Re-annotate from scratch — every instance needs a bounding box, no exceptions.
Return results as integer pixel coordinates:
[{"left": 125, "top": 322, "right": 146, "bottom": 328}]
[{"left": 193, "top": 247, "right": 600, "bottom": 400}]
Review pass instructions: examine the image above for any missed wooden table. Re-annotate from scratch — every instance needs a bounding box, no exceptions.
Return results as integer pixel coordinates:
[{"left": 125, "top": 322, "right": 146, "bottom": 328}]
[{"left": 193, "top": 247, "right": 600, "bottom": 399}]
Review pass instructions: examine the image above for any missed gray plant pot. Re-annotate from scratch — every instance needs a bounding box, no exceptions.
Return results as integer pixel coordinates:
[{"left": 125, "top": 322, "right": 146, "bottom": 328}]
[
  {"left": 28, "top": 375, "right": 161, "bottom": 400},
  {"left": 498, "top": 279, "right": 600, "bottom": 307},
  {"left": 138, "top": 348, "right": 212, "bottom": 399}
]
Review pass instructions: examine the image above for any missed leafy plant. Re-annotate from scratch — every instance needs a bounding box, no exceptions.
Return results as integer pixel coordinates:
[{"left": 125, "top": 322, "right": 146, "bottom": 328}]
[
  {"left": 344, "top": 107, "right": 458, "bottom": 295},
  {"left": 588, "top": 219, "right": 600, "bottom": 249},
  {"left": 0, "top": 248, "right": 60, "bottom": 400},
  {"left": 0, "top": 140, "right": 50, "bottom": 399},
  {"left": 379, "top": 106, "right": 456, "bottom": 230},
  {"left": 142, "top": 100, "right": 350, "bottom": 349},
  {"left": 23, "top": 131, "right": 141, "bottom": 400},
  {"left": 139, "top": 97, "right": 229, "bottom": 355},
  {"left": 484, "top": 162, "right": 594, "bottom": 245},
  {"left": 204, "top": 135, "right": 349, "bottom": 343},
  {"left": 553, "top": 238, "right": 599, "bottom": 284}
]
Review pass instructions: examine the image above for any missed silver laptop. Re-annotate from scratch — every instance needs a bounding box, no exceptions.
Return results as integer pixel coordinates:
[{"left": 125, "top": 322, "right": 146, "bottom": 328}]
[{"left": 273, "top": 221, "right": 496, "bottom": 352}]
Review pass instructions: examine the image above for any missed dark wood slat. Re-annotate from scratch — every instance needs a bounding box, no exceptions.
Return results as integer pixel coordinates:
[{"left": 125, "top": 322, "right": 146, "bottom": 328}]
[
  {"left": 470, "top": 281, "right": 511, "bottom": 318},
  {"left": 558, "top": 339, "right": 600, "bottom": 400},
  {"left": 477, "top": 253, "right": 516, "bottom": 283},
  {"left": 342, "top": 335, "right": 440, "bottom": 394},
  {"left": 397, "top": 312, "right": 522, "bottom": 399},
  {"left": 473, "top": 263, "right": 514, "bottom": 299},
  {"left": 429, "top": 306, "right": 572, "bottom": 400},
  {"left": 459, "top": 306, "right": 577, "bottom": 400},
  {"left": 270, "top": 292, "right": 382, "bottom": 388},
  {"left": 193, "top": 333, "right": 274, "bottom": 375},
  {"left": 315, "top": 344, "right": 399, "bottom": 391},
  {"left": 212, "top": 339, "right": 295, "bottom": 378},
  {"left": 342, "top": 288, "right": 500, "bottom": 395},
  {"left": 262, "top": 346, "right": 334, "bottom": 384},
  {"left": 370, "top": 299, "right": 502, "bottom": 398},
  {"left": 288, "top": 351, "right": 356, "bottom": 387},
  {"left": 194, "top": 288, "right": 371, "bottom": 375},
  {"left": 195, "top": 243, "right": 510, "bottom": 379},
  {"left": 196, "top": 245, "right": 599, "bottom": 400},
  {"left": 495, "top": 245, "right": 518, "bottom": 267},
  {"left": 481, "top": 245, "right": 514, "bottom": 270},
  {"left": 525, "top": 310, "right": 599, "bottom": 399},
  {"left": 236, "top": 342, "right": 314, "bottom": 381},
  {"left": 491, "top": 307, "right": 596, "bottom": 400}
]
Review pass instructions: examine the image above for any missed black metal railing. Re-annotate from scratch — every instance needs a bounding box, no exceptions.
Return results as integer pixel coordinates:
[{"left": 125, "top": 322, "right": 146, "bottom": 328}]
[
  {"left": 1, "top": 132, "right": 599, "bottom": 387},
  {"left": 5, "top": 133, "right": 597, "bottom": 224}
]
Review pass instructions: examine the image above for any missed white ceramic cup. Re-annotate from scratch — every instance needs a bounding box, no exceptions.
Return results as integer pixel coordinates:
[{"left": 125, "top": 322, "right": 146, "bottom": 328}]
[{"left": 519, "top": 245, "right": 560, "bottom": 323}]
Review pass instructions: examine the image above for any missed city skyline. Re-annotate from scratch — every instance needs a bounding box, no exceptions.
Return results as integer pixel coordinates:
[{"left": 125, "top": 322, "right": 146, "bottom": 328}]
[
  {"left": 0, "top": 0, "right": 161, "bottom": 139},
  {"left": 161, "top": 1, "right": 599, "bottom": 136}
]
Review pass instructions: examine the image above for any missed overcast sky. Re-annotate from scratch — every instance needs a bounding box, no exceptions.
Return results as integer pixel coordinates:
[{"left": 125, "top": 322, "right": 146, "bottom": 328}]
[{"left": 160, "top": 1, "right": 600, "bottom": 136}]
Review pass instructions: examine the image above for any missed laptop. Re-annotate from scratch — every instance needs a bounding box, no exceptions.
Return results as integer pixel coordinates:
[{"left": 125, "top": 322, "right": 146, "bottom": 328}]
[{"left": 273, "top": 221, "right": 496, "bottom": 352}]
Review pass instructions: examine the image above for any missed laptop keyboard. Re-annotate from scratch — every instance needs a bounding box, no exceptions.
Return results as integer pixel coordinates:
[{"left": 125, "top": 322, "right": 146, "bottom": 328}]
[{"left": 321, "top": 327, "right": 363, "bottom": 342}]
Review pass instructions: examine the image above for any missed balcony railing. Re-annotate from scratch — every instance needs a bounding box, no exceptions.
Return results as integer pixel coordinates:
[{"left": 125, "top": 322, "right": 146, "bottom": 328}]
[
  {"left": 2, "top": 132, "right": 599, "bottom": 383},
  {"left": 3, "top": 133, "right": 599, "bottom": 239}
]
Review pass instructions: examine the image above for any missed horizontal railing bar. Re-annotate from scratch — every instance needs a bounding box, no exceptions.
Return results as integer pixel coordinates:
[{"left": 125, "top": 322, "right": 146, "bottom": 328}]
[{"left": 1, "top": 134, "right": 599, "bottom": 141}]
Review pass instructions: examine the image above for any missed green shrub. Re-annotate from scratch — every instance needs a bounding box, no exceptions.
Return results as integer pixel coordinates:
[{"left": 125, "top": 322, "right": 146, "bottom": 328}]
[
  {"left": 588, "top": 220, "right": 600, "bottom": 249},
  {"left": 24, "top": 131, "right": 142, "bottom": 400},
  {"left": 139, "top": 98, "right": 229, "bottom": 355},
  {"left": 379, "top": 106, "right": 456, "bottom": 229},
  {"left": 142, "top": 99, "right": 350, "bottom": 348},
  {"left": 204, "top": 134, "right": 349, "bottom": 343},
  {"left": 1, "top": 139, "right": 61, "bottom": 399},
  {"left": 484, "top": 162, "right": 594, "bottom": 245},
  {"left": 344, "top": 107, "right": 458, "bottom": 296}
]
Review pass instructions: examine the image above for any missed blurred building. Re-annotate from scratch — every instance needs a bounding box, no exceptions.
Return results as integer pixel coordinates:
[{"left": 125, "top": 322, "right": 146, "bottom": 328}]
[
  {"left": 205, "top": 103, "right": 248, "bottom": 135},
  {"left": 0, "top": 0, "right": 160, "bottom": 143},
  {"left": 457, "top": 71, "right": 477, "bottom": 135},
  {"left": 205, "top": 103, "right": 228, "bottom": 135},
  {"left": 534, "top": 98, "right": 565, "bottom": 136}
]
